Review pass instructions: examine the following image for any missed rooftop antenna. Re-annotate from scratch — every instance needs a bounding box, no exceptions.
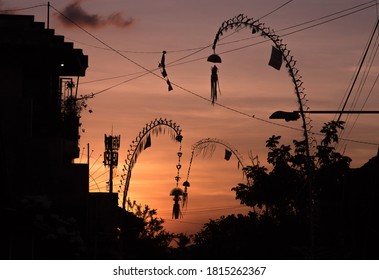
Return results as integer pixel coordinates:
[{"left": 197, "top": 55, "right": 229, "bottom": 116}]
[
  {"left": 47, "top": 2, "right": 50, "bottom": 29},
  {"left": 103, "top": 132, "right": 120, "bottom": 193}
]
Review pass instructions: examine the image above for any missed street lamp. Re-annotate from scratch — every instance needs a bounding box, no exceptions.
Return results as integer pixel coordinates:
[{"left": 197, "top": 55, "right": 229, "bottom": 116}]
[
  {"left": 270, "top": 110, "right": 379, "bottom": 121},
  {"left": 269, "top": 111, "right": 301, "bottom": 122}
]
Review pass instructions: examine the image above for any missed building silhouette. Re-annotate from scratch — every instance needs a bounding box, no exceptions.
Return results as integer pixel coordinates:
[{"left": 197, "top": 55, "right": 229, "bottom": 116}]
[{"left": 0, "top": 14, "right": 118, "bottom": 259}]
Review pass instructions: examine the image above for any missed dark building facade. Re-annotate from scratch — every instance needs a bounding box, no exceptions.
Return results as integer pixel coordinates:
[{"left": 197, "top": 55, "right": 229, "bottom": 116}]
[{"left": 0, "top": 14, "right": 118, "bottom": 259}]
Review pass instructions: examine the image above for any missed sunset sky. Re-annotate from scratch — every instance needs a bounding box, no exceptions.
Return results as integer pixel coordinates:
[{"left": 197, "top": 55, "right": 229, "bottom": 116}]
[{"left": 2, "top": 0, "right": 379, "bottom": 234}]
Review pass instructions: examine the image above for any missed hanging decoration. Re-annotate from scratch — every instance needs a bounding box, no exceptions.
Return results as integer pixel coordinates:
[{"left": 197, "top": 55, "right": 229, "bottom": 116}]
[
  {"left": 224, "top": 149, "right": 232, "bottom": 161},
  {"left": 268, "top": 46, "right": 283, "bottom": 70},
  {"left": 158, "top": 50, "right": 173, "bottom": 91},
  {"left": 170, "top": 187, "right": 184, "bottom": 219},
  {"left": 210, "top": 65, "right": 220, "bottom": 105},
  {"left": 207, "top": 13, "right": 313, "bottom": 158},
  {"left": 158, "top": 50, "right": 166, "bottom": 75},
  {"left": 170, "top": 144, "right": 184, "bottom": 219},
  {"left": 182, "top": 138, "right": 249, "bottom": 209},
  {"left": 167, "top": 79, "right": 173, "bottom": 91},
  {"left": 144, "top": 134, "right": 151, "bottom": 150},
  {"left": 207, "top": 52, "right": 222, "bottom": 105},
  {"left": 182, "top": 180, "right": 190, "bottom": 209},
  {"left": 118, "top": 118, "right": 183, "bottom": 209}
]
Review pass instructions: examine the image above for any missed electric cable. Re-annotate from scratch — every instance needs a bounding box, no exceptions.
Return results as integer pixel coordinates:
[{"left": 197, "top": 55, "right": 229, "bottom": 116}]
[
  {"left": 0, "top": 4, "right": 46, "bottom": 13},
  {"left": 45, "top": 3, "right": 377, "bottom": 147},
  {"left": 78, "top": 1, "right": 378, "bottom": 86}
]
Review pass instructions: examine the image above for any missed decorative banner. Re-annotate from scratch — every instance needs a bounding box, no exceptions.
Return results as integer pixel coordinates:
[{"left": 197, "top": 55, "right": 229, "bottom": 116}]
[
  {"left": 161, "top": 68, "right": 167, "bottom": 78},
  {"left": 158, "top": 50, "right": 173, "bottom": 91},
  {"left": 159, "top": 51, "right": 166, "bottom": 72},
  {"left": 167, "top": 79, "right": 173, "bottom": 91},
  {"left": 268, "top": 46, "right": 283, "bottom": 70},
  {"left": 144, "top": 134, "right": 151, "bottom": 150},
  {"left": 224, "top": 149, "right": 232, "bottom": 161}
]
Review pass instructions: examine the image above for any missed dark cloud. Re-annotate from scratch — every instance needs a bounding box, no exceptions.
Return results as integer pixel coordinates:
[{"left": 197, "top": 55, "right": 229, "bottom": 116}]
[{"left": 57, "top": 0, "right": 134, "bottom": 28}]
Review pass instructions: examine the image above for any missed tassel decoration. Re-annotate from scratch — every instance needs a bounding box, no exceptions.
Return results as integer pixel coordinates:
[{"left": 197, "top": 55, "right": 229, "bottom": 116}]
[
  {"left": 207, "top": 53, "right": 222, "bottom": 104},
  {"left": 172, "top": 199, "right": 181, "bottom": 219},
  {"left": 211, "top": 65, "right": 221, "bottom": 105},
  {"left": 182, "top": 185, "right": 188, "bottom": 208},
  {"left": 211, "top": 65, "right": 220, "bottom": 105},
  {"left": 182, "top": 192, "right": 188, "bottom": 209},
  {"left": 182, "top": 181, "right": 190, "bottom": 208},
  {"left": 170, "top": 187, "right": 184, "bottom": 219}
]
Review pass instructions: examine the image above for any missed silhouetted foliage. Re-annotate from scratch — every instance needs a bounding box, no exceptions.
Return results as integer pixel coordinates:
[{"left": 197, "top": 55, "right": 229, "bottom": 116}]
[
  {"left": 232, "top": 121, "right": 351, "bottom": 220},
  {"left": 232, "top": 134, "right": 307, "bottom": 220},
  {"left": 193, "top": 212, "right": 307, "bottom": 259},
  {"left": 2, "top": 195, "right": 85, "bottom": 259},
  {"left": 118, "top": 202, "right": 174, "bottom": 259},
  {"left": 205, "top": 120, "right": 379, "bottom": 259},
  {"left": 3, "top": 118, "right": 378, "bottom": 260},
  {"left": 170, "top": 233, "right": 194, "bottom": 259}
]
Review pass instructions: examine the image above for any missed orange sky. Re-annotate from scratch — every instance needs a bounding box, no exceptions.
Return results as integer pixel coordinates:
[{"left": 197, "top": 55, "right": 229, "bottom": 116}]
[{"left": 3, "top": 0, "right": 379, "bottom": 234}]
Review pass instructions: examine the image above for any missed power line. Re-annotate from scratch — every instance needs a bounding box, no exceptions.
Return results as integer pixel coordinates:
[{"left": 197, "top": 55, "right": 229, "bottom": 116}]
[
  {"left": 259, "top": 0, "right": 294, "bottom": 20},
  {"left": 79, "top": 1, "right": 378, "bottom": 86},
  {"left": 81, "top": 71, "right": 148, "bottom": 84},
  {"left": 344, "top": 35, "right": 379, "bottom": 134},
  {"left": 214, "top": 1, "right": 377, "bottom": 48},
  {"left": 87, "top": 21, "right": 379, "bottom": 145},
  {"left": 0, "top": 4, "right": 46, "bottom": 13},
  {"left": 48, "top": 4, "right": 379, "bottom": 146},
  {"left": 163, "top": 219, "right": 204, "bottom": 225},
  {"left": 337, "top": 19, "right": 379, "bottom": 122},
  {"left": 50, "top": 5, "right": 164, "bottom": 82},
  {"left": 280, "top": 1, "right": 377, "bottom": 35},
  {"left": 158, "top": 205, "right": 248, "bottom": 216},
  {"left": 81, "top": 2, "right": 377, "bottom": 89},
  {"left": 67, "top": 1, "right": 376, "bottom": 57},
  {"left": 47, "top": 6, "right": 303, "bottom": 129},
  {"left": 60, "top": 0, "right": 294, "bottom": 56},
  {"left": 335, "top": 19, "right": 379, "bottom": 151}
]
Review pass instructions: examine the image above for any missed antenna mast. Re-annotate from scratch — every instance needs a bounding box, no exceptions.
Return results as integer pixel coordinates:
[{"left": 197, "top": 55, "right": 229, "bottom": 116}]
[
  {"left": 104, "top": 134, "right": 120, "bottom": 193},
  {"left": 47, "top": 2, "right": 50, "bottom": 29}
]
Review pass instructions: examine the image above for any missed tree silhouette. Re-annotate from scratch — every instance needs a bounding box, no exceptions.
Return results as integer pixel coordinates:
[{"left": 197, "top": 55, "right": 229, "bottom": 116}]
[
  {"left": 118, "top": 201, "right": 174, "bottom": 259},
  {"left": 232, "top": 134, "right": 306, "bottom": 220},
  {"left": 3, "top": 195, "right": 86, "bottom": 259},
  {"left": 233, "top": 121, "right": 351, "bottom": 220},
  {"left": 191, "top": 121, "right": 369, "bottom": 259},
  {"left": 170, "top": 233, "right": 193, "bottom": 259},
  {"left": 192, "top": 212, "right": 306, "bottom": 259},
  {"left": 174, "top": 233, "right": 192, "bottom": 249}
]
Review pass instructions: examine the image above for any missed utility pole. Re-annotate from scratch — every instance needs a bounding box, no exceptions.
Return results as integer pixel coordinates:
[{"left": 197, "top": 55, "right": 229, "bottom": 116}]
[
  {"left": 47, "top": 2, "right": 50, "bottom": 29},
  {"left": 87, "top": 143, "right": 90, "bottom": 164},
  {"left": 104, "top": 134, "right": 120, "bottom": 193}
]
